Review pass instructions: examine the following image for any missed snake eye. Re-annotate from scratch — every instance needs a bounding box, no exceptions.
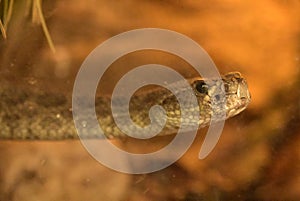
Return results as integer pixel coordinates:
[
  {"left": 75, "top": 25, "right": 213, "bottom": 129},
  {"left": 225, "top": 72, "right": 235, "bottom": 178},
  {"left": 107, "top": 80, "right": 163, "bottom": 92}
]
[{"left": 194, "top": 80, "right": 208, "bottom": 94}]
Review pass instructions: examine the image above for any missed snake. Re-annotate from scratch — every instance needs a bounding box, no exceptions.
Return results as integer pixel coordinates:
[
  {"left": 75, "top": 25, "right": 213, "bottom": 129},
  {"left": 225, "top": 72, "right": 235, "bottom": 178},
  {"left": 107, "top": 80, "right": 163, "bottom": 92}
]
[{"left": 0, "top": 72, "right": 250, "bottom": 140}]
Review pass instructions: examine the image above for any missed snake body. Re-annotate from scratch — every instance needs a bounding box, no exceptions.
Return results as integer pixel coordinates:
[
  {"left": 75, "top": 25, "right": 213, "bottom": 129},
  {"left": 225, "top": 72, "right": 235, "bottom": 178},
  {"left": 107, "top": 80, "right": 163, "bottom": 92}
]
[{"left": 0, "top": 72, "right": 250, "bottom": 140}]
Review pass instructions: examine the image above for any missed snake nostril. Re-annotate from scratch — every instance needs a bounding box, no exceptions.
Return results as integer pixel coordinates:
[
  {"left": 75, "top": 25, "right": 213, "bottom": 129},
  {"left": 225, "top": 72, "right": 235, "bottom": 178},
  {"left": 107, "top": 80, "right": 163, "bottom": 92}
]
[{"left": 215, "top": 94, "right": 220, "bottom": 101}]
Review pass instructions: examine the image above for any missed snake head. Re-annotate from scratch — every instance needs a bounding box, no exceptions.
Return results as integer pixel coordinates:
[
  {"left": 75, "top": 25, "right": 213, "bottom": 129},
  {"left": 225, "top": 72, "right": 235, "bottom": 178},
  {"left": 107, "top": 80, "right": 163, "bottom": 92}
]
[{"left": 191, "top": 72, "right": 251, "bottom": 121}]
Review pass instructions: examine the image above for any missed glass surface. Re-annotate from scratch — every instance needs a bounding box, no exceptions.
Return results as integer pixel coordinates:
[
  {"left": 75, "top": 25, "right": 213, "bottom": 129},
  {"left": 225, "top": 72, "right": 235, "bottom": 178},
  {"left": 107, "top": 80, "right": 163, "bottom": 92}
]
[{"left": 0, "top": 1, "right": 299, "bottom": 200}]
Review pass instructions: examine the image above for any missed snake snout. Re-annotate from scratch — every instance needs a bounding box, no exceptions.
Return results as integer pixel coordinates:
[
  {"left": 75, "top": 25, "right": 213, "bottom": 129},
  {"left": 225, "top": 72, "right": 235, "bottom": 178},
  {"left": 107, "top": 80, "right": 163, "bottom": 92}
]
[{"left": 237, "top": 78, "right": 251, "bottom": 106}]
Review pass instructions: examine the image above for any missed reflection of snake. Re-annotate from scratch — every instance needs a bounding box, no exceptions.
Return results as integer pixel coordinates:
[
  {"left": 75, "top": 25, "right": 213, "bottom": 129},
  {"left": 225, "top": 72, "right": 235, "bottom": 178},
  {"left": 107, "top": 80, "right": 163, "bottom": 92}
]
[{"left": 0, "top": 72, "right": 250, "bottom": 140}]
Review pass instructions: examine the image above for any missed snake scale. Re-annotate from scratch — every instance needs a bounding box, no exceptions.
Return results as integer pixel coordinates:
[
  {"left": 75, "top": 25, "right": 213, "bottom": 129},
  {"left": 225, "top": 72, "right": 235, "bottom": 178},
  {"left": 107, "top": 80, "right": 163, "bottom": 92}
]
[{"left": 0, "top": 72, "right": 250, "bottom": 140}]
